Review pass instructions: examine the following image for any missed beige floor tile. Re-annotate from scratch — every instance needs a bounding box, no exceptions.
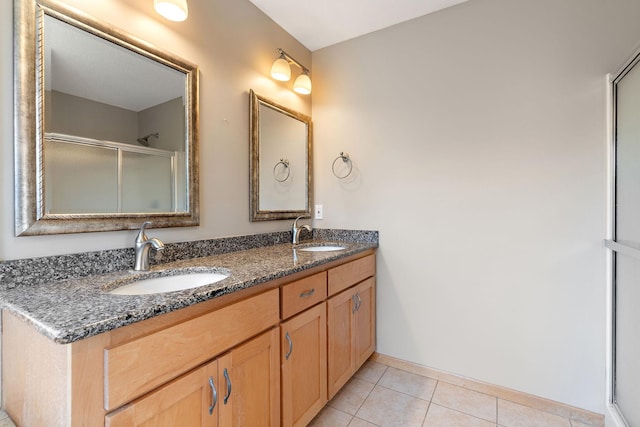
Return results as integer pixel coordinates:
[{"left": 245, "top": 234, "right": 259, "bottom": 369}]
[
  {"left": 432, "top": 382, "right": 497, "bottom": 422},
  {"left": 498, "top": 400, "right": 571, "bottom": 427},
  {"left": 308, "top": 406, "right": 353, "bottom": 427},
  {"left": 424, "top": 403, "right": 497, "bottom": 427},
  {"left": 356, "top": 385, "right": 429, "bottom": 427},
  {"left": 0, "top": 413, "right": 15, "bottom": 427},
  {"left": 354, "top": 361, "right": 388, "bottom": 384},
  {"left": 379, "top": 367, "right": 438, "bottom": 401},
  {"left": 329, "top": 378, "right": 376, "bottom": 415},
  {"left": 349, "top": 417, "right": 380, "bottom": 427}
]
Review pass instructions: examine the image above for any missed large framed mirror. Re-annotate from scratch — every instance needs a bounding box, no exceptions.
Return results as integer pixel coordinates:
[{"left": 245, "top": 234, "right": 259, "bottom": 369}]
[
  {"left": 14, "top": 0, "right": 199, "bottom": 236},
  {"left": 249, "top": 90, "right": 312, "bottom": 221}
]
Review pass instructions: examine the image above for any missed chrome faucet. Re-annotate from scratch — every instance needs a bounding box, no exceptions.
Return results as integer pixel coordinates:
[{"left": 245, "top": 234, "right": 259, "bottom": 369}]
[
  {"left": 134, "top": 221, "right": 165, "bottom": 271},
  {"left": 292, "top": 216, "right": 312, "bottom": 245}
]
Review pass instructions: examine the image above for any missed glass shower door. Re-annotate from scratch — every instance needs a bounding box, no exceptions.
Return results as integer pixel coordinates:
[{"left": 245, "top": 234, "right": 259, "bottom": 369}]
[{"left": 608, "top": 50, "right": 640, "bottom": 427}]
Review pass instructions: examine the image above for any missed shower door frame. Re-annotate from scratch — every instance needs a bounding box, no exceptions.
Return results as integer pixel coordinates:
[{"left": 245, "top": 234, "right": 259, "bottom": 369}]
[{"left": 604, "top": 47, "right": 640, "bottom": 427}]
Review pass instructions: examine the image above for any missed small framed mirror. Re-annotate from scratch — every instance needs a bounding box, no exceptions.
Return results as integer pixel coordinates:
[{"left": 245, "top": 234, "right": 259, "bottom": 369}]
[
  {"left": 14, "top": 0, "right": 199, "bottom": 235},
  {"left": 249, "top": 90, "right": 312, "bottom": 221}
]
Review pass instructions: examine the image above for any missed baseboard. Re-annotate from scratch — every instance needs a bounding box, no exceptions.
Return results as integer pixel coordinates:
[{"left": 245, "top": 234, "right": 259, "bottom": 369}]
[{"left": 370, "top": 352, "right": 604, "bottom": 427}]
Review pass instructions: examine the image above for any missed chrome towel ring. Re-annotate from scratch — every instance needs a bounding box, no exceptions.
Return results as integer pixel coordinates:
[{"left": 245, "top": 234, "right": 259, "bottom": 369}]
[
  {"left": 332, "top": 152, "right": 352, "bottom": 179},
  {"left": 273, "top": 158, "right": 291, "bottom": 182}
]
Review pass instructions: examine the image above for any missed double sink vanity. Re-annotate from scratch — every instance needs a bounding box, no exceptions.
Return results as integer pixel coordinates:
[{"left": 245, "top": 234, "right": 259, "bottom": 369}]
[
  {"left": 1, "top": 232, "right": 377, "bottom": 426},
  {"left": 5, "top": 1, "right": 376, "bottom": 425}
]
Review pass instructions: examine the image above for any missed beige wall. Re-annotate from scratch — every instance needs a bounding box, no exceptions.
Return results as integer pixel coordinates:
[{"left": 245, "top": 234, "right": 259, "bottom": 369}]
[
  {"left": 0, "top": 0, "right": 311, "bottom": 260},
  {"left": 49, "top": 90, "right": 139, "bottom": 143},
  {"left": 312, "top": 0, "right": 640, "bottom": 413},
  {"left": 139, "top": 97, "right": 185, "bottom": 151}
]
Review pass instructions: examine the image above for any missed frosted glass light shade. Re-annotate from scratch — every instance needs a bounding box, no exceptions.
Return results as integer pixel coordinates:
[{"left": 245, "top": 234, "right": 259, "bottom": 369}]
[
  {"left": 154, "top": 0, "right": 188, "bottom": 22},
  {"left": 293, "top": 73, "right": 312, "bottom": 95},
  {"left": 271, "top": 58, "right": 291, "bottom": 81}
]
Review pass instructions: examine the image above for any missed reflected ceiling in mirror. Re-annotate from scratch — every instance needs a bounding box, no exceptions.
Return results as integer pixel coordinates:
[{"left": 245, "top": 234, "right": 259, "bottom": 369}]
[
  {"left": 250, "top": 90, "right": 312, "bottom": 221},
  {"left": 14, "top": 0, "right": 199, "bottom": 235}
]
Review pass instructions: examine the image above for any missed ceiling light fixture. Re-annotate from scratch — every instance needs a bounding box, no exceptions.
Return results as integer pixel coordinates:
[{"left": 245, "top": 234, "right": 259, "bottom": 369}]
[
  {"left": 154, "top": 0, "right": 189, "bottom": 22},
  {"left": 270, "top": 48, "right": 311, "bottom": 95}
]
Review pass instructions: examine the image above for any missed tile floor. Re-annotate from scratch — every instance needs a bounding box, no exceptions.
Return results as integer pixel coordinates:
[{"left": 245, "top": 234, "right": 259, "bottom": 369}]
[
  {"left": 0, "top": 411, "right": 15, "bottom": 427},
  {"left": 309, "top": 361, "right": 600, "bottom": 427},
  {"left": 0, "top": 361, "right": 600, "bottom": 427}
]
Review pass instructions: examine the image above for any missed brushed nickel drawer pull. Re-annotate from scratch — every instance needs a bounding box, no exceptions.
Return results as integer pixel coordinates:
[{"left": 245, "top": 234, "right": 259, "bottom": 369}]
[
  {"left": 352, "top": 294, "right": 358, "bottom": 313},
  {"left": 208, "top": 376, "right": 217, "bottom": 415},
  {"left": 223, "top": 368, "right": 232, "bottom": 405},
  {"left": 285, "top": 332, "right": 293, "bottom": 360},
  {"left": 299, "top": 288, "right": 315, "bottom": 298}
]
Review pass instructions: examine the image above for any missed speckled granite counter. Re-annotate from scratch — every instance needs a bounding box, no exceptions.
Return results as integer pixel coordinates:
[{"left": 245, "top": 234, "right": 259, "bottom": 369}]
[{"left": 0, "top": 230, "right": 377, "bottom": 344}]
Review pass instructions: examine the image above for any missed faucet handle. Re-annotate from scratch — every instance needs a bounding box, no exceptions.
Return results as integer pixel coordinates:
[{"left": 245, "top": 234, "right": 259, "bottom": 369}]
[
  {"left": 293, "top": 216, "right": 304, "bottom": 228},
  {"left": 136, "top": 221, "right": 152, "bottom": 242}
]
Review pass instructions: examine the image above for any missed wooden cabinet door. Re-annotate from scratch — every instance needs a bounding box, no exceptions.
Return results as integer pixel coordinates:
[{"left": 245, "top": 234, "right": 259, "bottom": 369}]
[
  {"left": 327, "top": 277, "right": 376, "bottom": 399},
  {"left": 327, "top": 287, "right": 357, "bottom": 399},
  {"left": 281, "top": 303, "right": 327, "bottom": 427},
  {"left": 354, "top": 277, "right": 376, "bottom": 368},
  {"left": 105, "top": 360, "right": 219, "bottom": 427},
  {"left": 218, "top": 328, "right": 280, "bottom": 427}
]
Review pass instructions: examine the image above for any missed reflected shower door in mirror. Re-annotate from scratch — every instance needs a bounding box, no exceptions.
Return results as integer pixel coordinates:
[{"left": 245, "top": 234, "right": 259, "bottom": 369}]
[
  {"left": 44, "top": 135, "right": 180, "bottom": 214},
  {"left": 250, "top": 90, "right": 312, "bottom": 221},
  {"left": 14, "top": 0, "right": 199, "bottom": 235}
]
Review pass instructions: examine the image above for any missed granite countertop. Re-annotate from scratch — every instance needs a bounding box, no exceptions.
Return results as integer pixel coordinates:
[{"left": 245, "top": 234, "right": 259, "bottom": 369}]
[{"left": 0, "top": 240, "right": 376, "bottom": 344}]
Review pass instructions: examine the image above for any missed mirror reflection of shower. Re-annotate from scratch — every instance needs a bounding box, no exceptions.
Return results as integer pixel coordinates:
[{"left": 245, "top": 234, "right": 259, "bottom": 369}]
[{"left": 137, "top": 132, "right": 159, "bottom": 147}]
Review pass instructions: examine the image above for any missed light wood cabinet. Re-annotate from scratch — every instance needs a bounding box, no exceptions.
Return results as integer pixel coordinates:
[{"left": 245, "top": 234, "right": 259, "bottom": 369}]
[
  {"left": 217, "top": 328, "right": 280, "bottom": 426},
  {"left": 327, "top": 277, "right": 376, "bottom": 399},
  {"left": 105, "top": 328, "right": 280, "bottom": 427},
  {"left": 103, "top": 289, "right": 279, "bottom": 410},
  {"left": 280, "top": 271, "right": 327, "bottom": 320},
  {"left": 2, "top": 249, "right": 376, "bottom": 427},
  {"left": 281, "top": 303, "right": 327, "bottom": 427},
  {"left": 105, "top": 360, "right": 219, "bottom": 427}
]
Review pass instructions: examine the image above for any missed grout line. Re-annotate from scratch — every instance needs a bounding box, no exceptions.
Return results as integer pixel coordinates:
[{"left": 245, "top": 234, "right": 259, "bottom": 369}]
[
  {"left": 429, "top": 402, "right": 501, "bottom": 426},
  {"left": 372, "top": 381, "right": 432, "bottom": 403},
  {"left": 422, "top": 399, "right": 433, "bottom": 425}
]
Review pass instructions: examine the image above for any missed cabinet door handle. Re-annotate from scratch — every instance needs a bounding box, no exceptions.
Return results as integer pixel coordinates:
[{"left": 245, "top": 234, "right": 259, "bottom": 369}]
[
  {"left": 285, "top": 332, "right": 293, "bottom": 360},
  {"left": 352, "top": 294, "right": 358, "bottom": 313},
  {"left": 223, "top": 368, "right": 232, "bottom": 405},
  {"left": 356, "top": 293, "right": 362, "bottom": 311},
  {"left": 299, "top": 288, "right": 315, "bottom": 298},
  {"left": 208, "top": 376, "right": 217, "bottom": 415}
]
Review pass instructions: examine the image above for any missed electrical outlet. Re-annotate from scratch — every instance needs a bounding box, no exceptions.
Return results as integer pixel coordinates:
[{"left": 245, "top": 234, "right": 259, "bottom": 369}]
[{"left": 315, "top": 204, "right": 323, "bottom": 220}]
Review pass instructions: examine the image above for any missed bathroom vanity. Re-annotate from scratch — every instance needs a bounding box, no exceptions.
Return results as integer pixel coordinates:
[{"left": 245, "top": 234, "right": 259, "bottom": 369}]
[{"left": 1, "top": 241, "right": 376, "bottom": 427}]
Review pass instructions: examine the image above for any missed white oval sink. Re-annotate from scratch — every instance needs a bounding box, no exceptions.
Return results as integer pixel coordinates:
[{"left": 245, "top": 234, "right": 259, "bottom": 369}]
[
  {"left": 108, "top": 272, "right": 229, "bottom": 295},
  {"left": 297, "top": 245, "right": 346, "bottom": 252}
]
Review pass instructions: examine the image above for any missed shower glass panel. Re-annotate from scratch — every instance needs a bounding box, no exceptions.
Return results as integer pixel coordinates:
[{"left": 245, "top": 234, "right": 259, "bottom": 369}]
[
  {"left": 121, "top": 151, "right": 174, "bottom": 212},
  {"left": 44, "top": 140, "right": 118, "bottom": 214},
  {"left": 613, "top": 255, "right": 640, "bottom": 425},
  {"left": 44, "top": 135, "right": 176, "bottom": 215}
]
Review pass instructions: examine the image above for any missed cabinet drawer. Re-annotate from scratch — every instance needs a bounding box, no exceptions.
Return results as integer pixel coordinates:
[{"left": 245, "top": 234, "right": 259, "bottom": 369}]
[
  {"left": 281, "top": 272, "right": 327, "bottom": 319},
  {"left": 104, "top": 288, "right": 279, "bottom": 410},
  {"left": 328, "top": 254, "right": 375, "bottom": 296}
]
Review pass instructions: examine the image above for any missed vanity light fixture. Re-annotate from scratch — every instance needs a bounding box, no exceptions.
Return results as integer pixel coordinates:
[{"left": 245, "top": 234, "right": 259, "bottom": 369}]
[
  {"left": 294, "top": 70, "right": 312, "bottom": 95},
  {"left": 271, "top": 51, "right": 291, "bottom": 81},
  {"left": 154, "top": 0, "right": 189, "bottom": 22},
  {"left": 270, "top": 48, "right": 312, "bottom": 95}
]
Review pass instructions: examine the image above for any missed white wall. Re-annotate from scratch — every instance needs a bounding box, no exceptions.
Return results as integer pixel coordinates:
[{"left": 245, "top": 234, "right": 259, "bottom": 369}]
[
  {"left": 0, "top": 0, "right": 311, "bottom": 261},
  {"left": 312, "top": 0, "right": 640, "bottom": 413}
]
